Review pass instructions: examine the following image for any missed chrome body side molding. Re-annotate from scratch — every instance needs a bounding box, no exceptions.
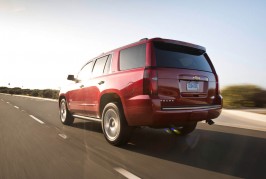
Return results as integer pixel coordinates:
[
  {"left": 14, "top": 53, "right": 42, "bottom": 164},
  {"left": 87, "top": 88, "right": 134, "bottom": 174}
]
[{"left": 73, "top": 115, "right": 101, "bottom": 122}]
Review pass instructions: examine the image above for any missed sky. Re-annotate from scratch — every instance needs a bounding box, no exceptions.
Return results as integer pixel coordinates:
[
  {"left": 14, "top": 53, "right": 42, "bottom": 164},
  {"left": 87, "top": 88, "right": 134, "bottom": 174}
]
[{"left": 0, "top": 0, "right": 266, "bottom": 90}]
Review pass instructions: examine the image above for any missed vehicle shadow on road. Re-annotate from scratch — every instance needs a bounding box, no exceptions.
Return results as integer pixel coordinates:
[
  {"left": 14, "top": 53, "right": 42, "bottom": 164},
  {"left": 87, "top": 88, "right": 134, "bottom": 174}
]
[
  {"left": 72, "top": 121, "right": 102, "bottom": 133},
  {"left": 123, "top": 125, "right": 266, "bottom": 179}
]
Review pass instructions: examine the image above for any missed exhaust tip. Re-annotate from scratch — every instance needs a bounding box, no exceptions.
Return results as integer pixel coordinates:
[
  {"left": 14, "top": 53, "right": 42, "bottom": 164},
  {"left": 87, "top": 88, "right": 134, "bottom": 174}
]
[{"left": 206, "top": 119, "right": 215, "bottom": 125}]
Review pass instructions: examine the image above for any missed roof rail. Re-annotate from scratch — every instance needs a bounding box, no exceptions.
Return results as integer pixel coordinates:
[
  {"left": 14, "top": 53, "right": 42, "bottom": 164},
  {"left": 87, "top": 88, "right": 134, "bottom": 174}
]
[{"left": 139, "top": 38, "right": 148, "bottom": 41}]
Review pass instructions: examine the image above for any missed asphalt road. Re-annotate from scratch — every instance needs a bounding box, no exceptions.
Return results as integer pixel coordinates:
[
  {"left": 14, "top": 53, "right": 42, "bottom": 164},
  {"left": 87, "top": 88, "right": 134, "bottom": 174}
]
[{"left": 0, "top": 94, "right": 265, "bottom": 179}]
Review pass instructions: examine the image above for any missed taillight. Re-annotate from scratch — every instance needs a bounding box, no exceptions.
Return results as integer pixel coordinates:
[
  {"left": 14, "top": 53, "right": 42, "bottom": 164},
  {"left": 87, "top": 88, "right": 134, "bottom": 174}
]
[
  {"left": 143, "top": 68, "right": 158, "bottom": 96},
  {"left": 215, "top": 74, "right": 220, "bottom": 95}
]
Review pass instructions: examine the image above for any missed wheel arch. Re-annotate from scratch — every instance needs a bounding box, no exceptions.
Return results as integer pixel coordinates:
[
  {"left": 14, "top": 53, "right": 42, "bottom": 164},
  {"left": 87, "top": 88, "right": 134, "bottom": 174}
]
[
  {"left": 59, "top": 94, "right": 70, "bottom": 111},
  {"left": 99, "top": 92, "right": 126, "bottom": 120},
  {"left": 59, "top": 94, "right": 66, "bottom": 107}
]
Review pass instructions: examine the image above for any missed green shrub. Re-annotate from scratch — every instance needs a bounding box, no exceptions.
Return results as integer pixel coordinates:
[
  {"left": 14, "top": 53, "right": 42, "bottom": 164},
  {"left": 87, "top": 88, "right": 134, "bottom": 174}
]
[
  {"left": 0, "top": 87, "right": 9, "bottom": 93},
  {"left": 222, "top": 85, "right": 266, "bottom": 108},
  {"left": 31, "top": 89, "right": 42, "bottom": 97},
  {"left": 42, "top": 89, "right": 59, "bottom": 99},
  {"left": 8, "top": 87, "right": 22, "bottom": 95},
  {"left": 0, "top": 86, "right": 59, "bottom": 99},
  {"left": 21, "top": 89, "right": 31, "bottom": 95}
]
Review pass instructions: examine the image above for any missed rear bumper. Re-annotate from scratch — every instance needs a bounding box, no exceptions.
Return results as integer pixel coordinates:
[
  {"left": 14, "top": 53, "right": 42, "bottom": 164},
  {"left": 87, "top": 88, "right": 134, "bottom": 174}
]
[
  {"left": 150, "top": 104, "right": 222, "bottom": 127},
  {"left": 125, "top": 95, "right": 222, "bottom": 127}
]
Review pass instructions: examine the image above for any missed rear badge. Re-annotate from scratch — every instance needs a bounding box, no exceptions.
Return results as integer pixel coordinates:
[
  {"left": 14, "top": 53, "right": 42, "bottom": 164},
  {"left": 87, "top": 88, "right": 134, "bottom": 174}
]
[{"left": 193, "top": 76, "right": 201, "bottom": 80}]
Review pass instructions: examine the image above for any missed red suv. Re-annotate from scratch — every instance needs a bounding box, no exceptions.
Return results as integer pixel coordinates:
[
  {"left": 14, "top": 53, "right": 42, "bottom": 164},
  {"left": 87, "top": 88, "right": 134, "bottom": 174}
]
[{"left": 59, "top": 38, "right": 222, "bottom": 146}]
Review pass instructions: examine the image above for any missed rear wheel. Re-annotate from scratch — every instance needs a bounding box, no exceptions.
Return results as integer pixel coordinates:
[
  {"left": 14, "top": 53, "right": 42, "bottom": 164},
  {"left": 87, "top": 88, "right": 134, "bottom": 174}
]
[
  {"left": 170, "top": 122, "right": 197, "bottom": 136},
  {"left": 59, "top": 98, "right": 74, "bottom": 125},
  {"left": 102, "top": 102, "right": 133, "bottom": 146}
]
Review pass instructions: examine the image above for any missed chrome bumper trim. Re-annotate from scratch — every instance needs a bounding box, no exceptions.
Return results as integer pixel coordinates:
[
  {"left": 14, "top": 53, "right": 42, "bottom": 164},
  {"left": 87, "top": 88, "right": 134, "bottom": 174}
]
[{"left": 162, "top": 105, "right": 222, "bottom": 111}]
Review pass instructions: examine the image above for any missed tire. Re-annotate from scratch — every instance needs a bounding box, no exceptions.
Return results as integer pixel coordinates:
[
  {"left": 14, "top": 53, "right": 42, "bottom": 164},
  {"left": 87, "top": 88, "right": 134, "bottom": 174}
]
[
  {"left": 102, "top": 102, "right": 133, "bottom": 146},
  {"left": 59, "top": 98, "right": 74, "bottom": 125},
  {"left": 171, "top": 122, "right": 197, "bottom": 136}
]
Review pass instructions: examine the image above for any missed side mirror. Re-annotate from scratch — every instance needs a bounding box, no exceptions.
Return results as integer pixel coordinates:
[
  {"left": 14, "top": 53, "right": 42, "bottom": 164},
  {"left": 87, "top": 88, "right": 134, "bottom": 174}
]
[{"left": 67, "top": 75, "right": 75, "bottom": 81}]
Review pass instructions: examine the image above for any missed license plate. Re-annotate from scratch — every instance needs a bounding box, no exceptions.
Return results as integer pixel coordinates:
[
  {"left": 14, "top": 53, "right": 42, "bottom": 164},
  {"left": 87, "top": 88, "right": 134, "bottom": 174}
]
[{"left": 187, "top": 81, "right": 199, "bottom": 91}]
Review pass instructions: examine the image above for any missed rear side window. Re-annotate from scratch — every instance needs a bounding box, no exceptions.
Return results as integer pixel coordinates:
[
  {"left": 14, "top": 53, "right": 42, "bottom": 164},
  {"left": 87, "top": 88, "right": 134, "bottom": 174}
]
[
  {"left": 154, "top": 42, "right": 212, "bottom": 72},
  {"left": 119, "top": 44, "right": 146, "bottom": 71}
]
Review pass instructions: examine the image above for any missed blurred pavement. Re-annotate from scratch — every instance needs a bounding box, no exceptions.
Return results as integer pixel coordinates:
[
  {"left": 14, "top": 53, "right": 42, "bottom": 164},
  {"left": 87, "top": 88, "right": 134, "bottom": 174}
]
[{"left": 214, "top": 109, "right": 266, "bottom": 132}]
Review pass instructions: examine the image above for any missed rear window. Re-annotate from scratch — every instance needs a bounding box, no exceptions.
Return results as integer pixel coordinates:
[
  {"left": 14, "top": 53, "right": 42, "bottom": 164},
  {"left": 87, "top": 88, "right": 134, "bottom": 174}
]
[
  {"left": 119, "top": 44, "right": 146, "bottom": 71},
  {"left": 154, "top": 42, "right": 212, "bottom": 72}
]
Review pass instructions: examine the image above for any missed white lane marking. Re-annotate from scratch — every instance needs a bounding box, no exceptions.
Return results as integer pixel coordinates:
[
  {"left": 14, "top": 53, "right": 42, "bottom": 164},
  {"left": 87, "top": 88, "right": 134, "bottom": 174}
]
[
  {"left": 29, "top": 115, "right": 44, "bottom": 124},
  {"left": 114, "top": 168, "right": 141, "bottom": 179},
  {"left": 14, "top": 106, "right": 19, "bottom": 109},
  {"left": 6, "top": 101, "right": 10, "bottom": 104},
  {"left": 58, "top": 134, "right": 67, "bottom": 139}
]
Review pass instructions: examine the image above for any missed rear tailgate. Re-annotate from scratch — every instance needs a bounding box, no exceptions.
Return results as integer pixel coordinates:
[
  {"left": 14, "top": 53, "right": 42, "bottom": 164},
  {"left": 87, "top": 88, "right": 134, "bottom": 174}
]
[
  {"left": 153, "top": 41, "right": 218, "bottom": 109},
  {"left": 157, "top": 68, "right": 216, "bottom": 108}
]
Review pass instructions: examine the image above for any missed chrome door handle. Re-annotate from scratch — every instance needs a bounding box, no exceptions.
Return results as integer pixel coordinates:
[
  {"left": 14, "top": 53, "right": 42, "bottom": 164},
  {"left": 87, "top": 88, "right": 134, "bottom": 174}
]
[{"left": 98, "top": 81, "right": 105, "bottom": 85}]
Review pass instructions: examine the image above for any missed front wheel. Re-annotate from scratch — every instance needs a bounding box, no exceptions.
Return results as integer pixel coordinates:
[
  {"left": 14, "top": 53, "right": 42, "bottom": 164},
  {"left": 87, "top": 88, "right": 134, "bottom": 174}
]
[
  {"left": 59, "top": 98, "right": 74, "bottom": 125},
  {"left": 102, "top": 102, "right": 133, "bottom": 146}
]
